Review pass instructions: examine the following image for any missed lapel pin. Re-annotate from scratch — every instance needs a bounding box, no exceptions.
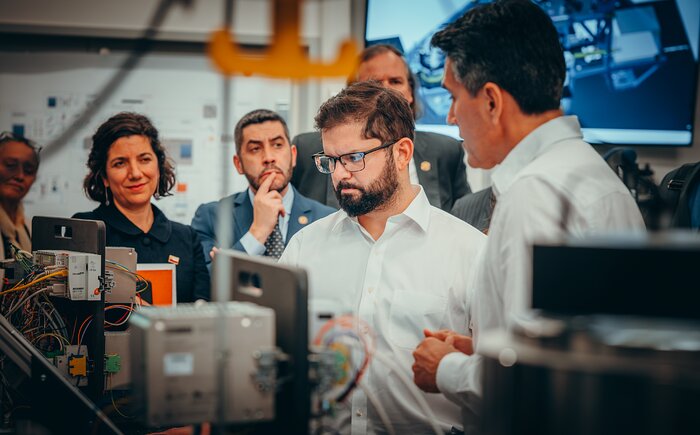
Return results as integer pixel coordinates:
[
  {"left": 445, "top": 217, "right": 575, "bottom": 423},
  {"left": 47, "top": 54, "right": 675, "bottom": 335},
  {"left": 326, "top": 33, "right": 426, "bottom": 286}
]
[
  {"left": 168, "top": 255, "right": 180, "bottom": 265},
  {"left": 298, "top": 215, "right": 309, "bottom": 225},
  {"left": 420, "top": 161, "right": 431, "bottom": 172}
]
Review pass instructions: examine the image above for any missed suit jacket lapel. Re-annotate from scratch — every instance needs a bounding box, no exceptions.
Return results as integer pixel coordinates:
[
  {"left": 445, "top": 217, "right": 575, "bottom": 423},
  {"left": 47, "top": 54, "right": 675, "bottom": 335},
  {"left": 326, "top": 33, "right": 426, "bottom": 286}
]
[
  {"left": 287, "top": 186, "right": 313, "bottom": 243},
  {"left": 232, "top": 191, "right": 254, "bottom": 244},
  {"left": 413, "top": 135, "right": 441, "bottom": 207}
]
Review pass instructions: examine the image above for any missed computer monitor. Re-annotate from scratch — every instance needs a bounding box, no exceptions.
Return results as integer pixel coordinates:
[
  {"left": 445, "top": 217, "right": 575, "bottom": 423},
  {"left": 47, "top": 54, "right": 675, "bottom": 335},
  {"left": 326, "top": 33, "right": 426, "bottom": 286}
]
[
  {"left": 532, "top": 233, "right": 700, "bottom": 319},
  {"left": 365, "top": 0, "right": 699, "bottom": 147},
  {"left": 212, "top": 250, "right": 310, "bottom": 434}
]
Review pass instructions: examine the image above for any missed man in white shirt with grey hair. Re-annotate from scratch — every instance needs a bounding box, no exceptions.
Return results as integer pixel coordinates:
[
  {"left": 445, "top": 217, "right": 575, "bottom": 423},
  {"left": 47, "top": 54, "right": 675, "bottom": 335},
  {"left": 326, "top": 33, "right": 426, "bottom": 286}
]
[
  {"left": 411, "top": 1, "right": 645, "bottom": 433},
  {"left": 279, "top": 81, "right": 486, "bottom": 434}
]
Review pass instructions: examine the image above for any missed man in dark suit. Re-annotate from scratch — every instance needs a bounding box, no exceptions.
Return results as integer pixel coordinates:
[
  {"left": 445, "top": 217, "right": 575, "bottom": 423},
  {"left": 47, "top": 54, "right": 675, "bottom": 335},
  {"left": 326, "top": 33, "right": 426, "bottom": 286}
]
[
  {"left": 191, "top": 109, "right": 334, "bottom": 261},
  {"left": 451, "top": 186, "right": 494, "bottom": 233},
  {"left": 291, "top": 44, "right": 470, "bottom": 211}
]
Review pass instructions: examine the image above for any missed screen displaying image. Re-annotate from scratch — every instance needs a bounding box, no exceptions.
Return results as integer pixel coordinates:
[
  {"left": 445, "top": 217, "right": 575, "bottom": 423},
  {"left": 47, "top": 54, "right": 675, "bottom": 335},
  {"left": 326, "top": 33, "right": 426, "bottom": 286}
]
[{"left": 366, "top": 0, "right": 699, "bottom": 146}]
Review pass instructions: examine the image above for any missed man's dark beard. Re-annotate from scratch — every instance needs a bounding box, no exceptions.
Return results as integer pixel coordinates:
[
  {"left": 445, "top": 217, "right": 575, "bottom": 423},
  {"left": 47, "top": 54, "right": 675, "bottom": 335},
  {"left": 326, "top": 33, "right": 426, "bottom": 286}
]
[
  {"left": 244, "top": 162, "right": 293, "bottom": 193},
  {"left": 334, "top": 154, "right": 399, "bottom": 217}
]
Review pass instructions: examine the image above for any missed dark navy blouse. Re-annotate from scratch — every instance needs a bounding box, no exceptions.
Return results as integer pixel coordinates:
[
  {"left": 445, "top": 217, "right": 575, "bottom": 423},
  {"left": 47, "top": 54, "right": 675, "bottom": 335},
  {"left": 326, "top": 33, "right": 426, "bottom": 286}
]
[{"left": 74, "top": 204, "right": 210, "bottom": 303}]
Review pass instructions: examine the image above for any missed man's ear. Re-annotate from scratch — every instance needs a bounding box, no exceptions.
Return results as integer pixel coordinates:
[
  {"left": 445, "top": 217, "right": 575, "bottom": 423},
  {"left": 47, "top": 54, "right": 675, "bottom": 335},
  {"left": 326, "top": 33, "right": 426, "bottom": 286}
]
[
  {"left": 394, "top": 137, "right": 414, "bottom": 170},
  {"left": 290, "top": 144, "right": 298, "bottom": 168},
  {"left": 482, "top": 82, "right": 504, "bottom": 124},
  {"left": 233, "top": 154, "right": 244, "bottom": 175}
]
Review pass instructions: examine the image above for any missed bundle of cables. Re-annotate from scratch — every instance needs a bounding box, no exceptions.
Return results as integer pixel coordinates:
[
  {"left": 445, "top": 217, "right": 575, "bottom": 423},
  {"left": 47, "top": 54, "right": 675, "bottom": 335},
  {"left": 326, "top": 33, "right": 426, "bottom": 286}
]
[
  {"left": 105, "top": 259, "right": 149, "bottom": 295},
  {"left": 0, "top": 244, "right": 70, "bottom": 353},
  {"left": 312, "top": 315, "right": 376, "bottom": 403},
  {"left": 311, "top": 314, "right": 445, "bottom": 435},
  {"left": 76, "top": 259, "right": 150, "bottom": 347}
]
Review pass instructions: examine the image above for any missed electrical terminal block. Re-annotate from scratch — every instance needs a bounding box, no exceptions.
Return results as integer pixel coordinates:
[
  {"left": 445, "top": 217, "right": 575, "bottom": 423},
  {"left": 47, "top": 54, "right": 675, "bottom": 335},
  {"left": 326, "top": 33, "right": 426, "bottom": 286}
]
[
  {"left": 105, "top": 354, "right": 122, "bottom": 374},
  {"left": 53, "top": 345, "right": 89, "bottom": 386},
  {"left": 33, "top": 250, "right": 102, "bottom": 301},
  {"left": 69, "top": 355, "right": 88, "bottom": 377}
]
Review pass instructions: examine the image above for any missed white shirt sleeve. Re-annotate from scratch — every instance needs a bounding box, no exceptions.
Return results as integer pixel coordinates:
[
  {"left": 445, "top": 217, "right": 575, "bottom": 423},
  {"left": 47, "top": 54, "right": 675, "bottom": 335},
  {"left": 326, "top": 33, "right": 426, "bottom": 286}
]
[{"left": 436, "top": 352, "right": 483, "bottom": 425}]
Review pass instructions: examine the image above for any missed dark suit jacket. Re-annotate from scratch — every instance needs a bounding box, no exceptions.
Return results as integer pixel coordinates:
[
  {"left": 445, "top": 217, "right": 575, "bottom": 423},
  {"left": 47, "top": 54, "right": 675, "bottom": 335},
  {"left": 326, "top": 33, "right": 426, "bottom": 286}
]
[
  {"left": 191, "top": 185, "right": 334, "bottom": 262},
  {"left": 451, "top": 187, "right": 494, "bottom": 233},
  {"left": 290, "top": 130, "right": 470, "bottom": 211}
]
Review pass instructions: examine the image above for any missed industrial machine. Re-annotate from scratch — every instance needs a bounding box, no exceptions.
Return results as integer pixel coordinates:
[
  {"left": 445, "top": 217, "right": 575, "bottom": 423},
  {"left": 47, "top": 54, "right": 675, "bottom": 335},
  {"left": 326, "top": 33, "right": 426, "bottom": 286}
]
[{"left": 479, "top": 233, "right": 700, "bottom": 435}]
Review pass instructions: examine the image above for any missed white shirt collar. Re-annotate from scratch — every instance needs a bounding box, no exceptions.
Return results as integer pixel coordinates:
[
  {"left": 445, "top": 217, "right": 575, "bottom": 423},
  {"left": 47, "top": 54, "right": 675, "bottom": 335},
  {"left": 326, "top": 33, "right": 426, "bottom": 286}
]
[
  {"left": 491, "top": 115, "right": 582, "bottom": 198},
  {"left": 330, "top": 184, "right": 431, "bottom": 234}
]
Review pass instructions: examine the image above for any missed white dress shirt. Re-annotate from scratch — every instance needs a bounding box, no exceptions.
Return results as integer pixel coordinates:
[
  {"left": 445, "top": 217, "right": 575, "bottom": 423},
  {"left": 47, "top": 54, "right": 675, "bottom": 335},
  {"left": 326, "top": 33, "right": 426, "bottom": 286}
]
[
  {"left": 436, "top": 116, "right": 645, "bottom": 432},
  {"left": 280, "top": 186, "right": 486, "bottom": 434},
  {"left": 408, "top": 156, "right": 420, "bottom": 185},
  {"left": 239, "top": 186, "right": 294, "bottom": 255}
]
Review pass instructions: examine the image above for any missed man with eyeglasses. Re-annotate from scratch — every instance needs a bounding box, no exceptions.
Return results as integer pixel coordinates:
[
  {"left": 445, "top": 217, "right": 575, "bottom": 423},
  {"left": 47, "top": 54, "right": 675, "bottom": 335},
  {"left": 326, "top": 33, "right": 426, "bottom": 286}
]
[
  {"left": 279, "top": 82, "right": 486, "bottom": 434},
  {"left": 291, "top": 44, "right": 470, "bottom": 212}
]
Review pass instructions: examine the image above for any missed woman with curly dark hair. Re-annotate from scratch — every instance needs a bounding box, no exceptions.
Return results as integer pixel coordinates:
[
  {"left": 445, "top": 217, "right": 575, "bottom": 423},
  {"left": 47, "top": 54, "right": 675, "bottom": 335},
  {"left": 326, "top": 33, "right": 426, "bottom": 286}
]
[{"left": 74, "top": 112, "right": 209, "bottom": 303}]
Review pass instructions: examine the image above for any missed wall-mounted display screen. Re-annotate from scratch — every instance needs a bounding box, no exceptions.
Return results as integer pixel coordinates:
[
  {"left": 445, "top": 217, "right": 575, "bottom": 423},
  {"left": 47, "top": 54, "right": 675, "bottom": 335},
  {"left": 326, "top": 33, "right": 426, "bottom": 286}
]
[{"left": 366, "top": 0, "right": 699, "bottom": 147}]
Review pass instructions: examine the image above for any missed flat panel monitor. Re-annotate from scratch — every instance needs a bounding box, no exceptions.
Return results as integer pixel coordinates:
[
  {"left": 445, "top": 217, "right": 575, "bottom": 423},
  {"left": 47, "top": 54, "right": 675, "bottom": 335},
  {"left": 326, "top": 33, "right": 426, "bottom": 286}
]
[
  {"left": 365, "top": 0, "right": 699, "bottom": 147},
  {"left": 532, "top": 235, "right": 700, "bottom": 319}
]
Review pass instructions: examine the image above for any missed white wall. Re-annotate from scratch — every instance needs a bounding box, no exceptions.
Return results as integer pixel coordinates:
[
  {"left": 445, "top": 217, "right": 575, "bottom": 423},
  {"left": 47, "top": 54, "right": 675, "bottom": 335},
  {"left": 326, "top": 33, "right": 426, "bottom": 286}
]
[{"left": 0, "top": 0, "right": 352, "bottom": 224}]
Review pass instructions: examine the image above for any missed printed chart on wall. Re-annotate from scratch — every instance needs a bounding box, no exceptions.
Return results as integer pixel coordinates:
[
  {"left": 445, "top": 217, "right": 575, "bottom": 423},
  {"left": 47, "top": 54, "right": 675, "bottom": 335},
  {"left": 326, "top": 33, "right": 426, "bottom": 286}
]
[{"left": 0, "top": 52, "right": 293, "bottom": 224}]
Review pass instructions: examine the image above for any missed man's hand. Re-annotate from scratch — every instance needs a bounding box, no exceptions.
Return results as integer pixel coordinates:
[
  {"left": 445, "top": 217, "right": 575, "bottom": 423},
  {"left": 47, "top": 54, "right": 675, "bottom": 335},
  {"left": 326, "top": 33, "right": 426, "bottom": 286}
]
[
  {"left": 424, "top": 328, "right": 474, "bottom": 355},
  {"left": 209, "top": 246, "right": 219, "bottom": 260},
  {"left": 249, "top": 174, "right": 286, "bottom": 244},
  {"left": 412, "top": 336, "right": 459, "bottom": 393}
]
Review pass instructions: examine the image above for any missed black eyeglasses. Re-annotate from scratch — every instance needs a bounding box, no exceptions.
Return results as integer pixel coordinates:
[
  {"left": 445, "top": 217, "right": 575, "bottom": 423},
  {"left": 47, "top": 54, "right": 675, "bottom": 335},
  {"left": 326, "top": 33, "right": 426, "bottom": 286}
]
[{"left": 312, "top": 140, "right": 398, "bottom": 174}]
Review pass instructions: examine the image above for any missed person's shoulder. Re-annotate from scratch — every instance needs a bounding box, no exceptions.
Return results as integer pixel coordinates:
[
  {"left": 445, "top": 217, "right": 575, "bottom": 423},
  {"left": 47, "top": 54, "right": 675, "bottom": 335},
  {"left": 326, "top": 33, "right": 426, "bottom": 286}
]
[
  {"left": 297, "top": 209, "right": 342, "bottom": 235},
  {"left": 294, "top": 190, "right": 335, "bottom": 216},
  {"left": 415, "top": 130, "right": 463, "bottom": 159},
  {"left": 415, "top": 130, "right": 461, "bottom": 147},
  {"left": 453, "top": 188, "right": 492, "bottom": 212},
  {"left": 197, "top": 193, "right": 240, "bottom": 215},
  {"left": 72, "top": 206, "right": 102, "bottom": 220},
  {"left": 292, "top": 131, "right": 321, "bottom": 146},
  {"left": 167, "top": 218, "right": 202, "bottom": 243},
  {"left": 522, "top": 139, "right": 626, "bottom": 195},
  {"left": 310, "top": 201, "right": 336, "bottom": 218},
  {"left": 72, "top": 211, "right": 95, "bottom": 219},
  {"left": 429, "top": 205, "right": 487, "bottom": 241},
  {"left": 193, "top": 200, "right": 218, "bottom": 216}
]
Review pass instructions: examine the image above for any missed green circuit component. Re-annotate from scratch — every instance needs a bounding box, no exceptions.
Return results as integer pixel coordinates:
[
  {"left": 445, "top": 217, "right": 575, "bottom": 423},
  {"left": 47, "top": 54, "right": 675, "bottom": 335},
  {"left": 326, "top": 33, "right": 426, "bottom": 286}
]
[
  {"left": 105, "top": 354, "right": 121, "bottom": 373},
  {"left": 44, "top": 349, "right": 64, "bottom": 359}
]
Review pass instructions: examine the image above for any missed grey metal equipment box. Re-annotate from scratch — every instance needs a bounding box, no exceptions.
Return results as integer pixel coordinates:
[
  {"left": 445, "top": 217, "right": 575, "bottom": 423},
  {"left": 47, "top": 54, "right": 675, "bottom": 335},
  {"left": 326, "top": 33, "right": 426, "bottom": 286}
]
[
  {"left": 105, "top": 247, "right": 138, "bottom": 304},
  {"left": 129, "top": 302, "right": 275, "bottom": 427}
]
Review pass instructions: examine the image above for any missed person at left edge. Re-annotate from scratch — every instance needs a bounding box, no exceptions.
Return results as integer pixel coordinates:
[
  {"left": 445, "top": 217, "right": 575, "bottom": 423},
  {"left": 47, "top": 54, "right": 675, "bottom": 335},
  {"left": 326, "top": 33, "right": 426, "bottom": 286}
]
[
  {"left": 191, "top": 109, "right": 334, "bottom": 261},
  {"left": 0, "top": 132, "right": 40, "bottom": 287},
  {"left": 73, "top": 112, "right": 210, "bottom": 303}
]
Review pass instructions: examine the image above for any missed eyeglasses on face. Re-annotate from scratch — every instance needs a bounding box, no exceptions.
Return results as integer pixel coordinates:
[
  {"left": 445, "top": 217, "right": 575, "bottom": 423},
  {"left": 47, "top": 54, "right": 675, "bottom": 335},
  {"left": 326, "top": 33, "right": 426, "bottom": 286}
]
[{"left": 312, "top": 139, "right": 398, "bottom": 174}]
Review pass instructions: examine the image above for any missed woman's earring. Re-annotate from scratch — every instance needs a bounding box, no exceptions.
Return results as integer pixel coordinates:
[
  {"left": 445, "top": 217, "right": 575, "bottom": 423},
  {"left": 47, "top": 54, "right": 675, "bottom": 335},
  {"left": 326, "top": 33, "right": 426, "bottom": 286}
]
[{"left": 105, "top": 188, "right": 110, "bottom": 206}]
